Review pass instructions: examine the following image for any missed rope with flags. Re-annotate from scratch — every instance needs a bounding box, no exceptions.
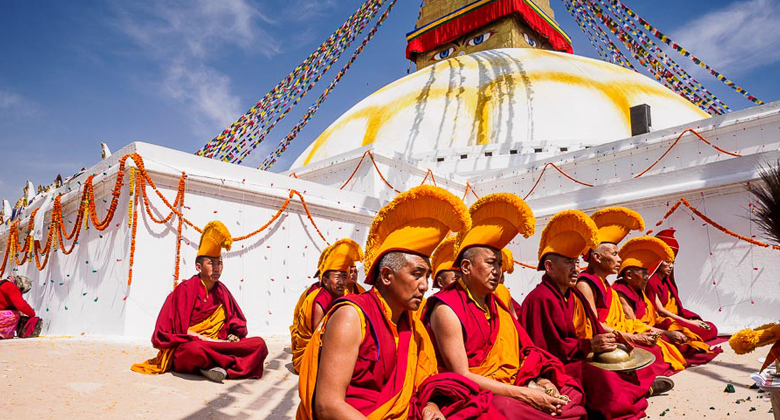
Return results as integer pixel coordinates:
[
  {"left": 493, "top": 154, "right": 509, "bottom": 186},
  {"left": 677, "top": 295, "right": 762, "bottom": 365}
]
[
  {"left": 259, "top": 0, "right": 399, "bottom": 170},
  {"left": 562, "top": 0, "right": 764, "bottom": 115},
  {"left": 196, "top": 0, "right": 389, "bottom": 164}
]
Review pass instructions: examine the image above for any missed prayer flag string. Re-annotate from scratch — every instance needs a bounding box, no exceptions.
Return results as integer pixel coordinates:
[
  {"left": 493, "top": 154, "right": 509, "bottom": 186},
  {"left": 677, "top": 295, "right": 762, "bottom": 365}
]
[{"left": 196, "top": 0, "right": 388, "bottom": 164}]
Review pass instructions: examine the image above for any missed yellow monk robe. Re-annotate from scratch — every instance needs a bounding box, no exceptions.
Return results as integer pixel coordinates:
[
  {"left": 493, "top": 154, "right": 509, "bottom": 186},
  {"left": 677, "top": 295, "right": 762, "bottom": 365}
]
[
  {"left": 132, "top": 304, "right": 226, "bottom": 374},
  {"left": 297, "top": 290, "right": 439, "bottom": 420},
  {"left": 290, "top": 287, "right": 337, "bottom": 373}
]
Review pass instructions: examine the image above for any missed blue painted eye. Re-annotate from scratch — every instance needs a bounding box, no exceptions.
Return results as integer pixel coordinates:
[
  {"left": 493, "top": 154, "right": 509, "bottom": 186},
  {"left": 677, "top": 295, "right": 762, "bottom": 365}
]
[
  {"left": 431, "top": 47, "right": 456, "bottom": 61},
  {"left": 467, "top": 31, "right": 493, "bottom": 46},
  {"left": 524, "top": 33, "right": 537, "bottom": 48}
]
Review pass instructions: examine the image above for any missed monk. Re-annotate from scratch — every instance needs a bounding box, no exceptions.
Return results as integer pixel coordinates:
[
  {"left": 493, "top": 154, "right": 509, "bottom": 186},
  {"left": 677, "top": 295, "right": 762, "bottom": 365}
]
[
  {"left": 347, "top": 265, "right": 367, "bottom": 294},
  {"left": 576, "top": 207, "right": 681, "bottom": 376},
  {"left": 297, "top": 185, "right": 495, "bottom": 420},
  {"left": 426, "top": 193, "right": 586, "bottom": 419},
  {"left": 431, "top": 235, "right": 460, "bottom": 290},
  {"left": 495, "top": 247, "right": 521, "bottom": 318},
  {"left": 291, "top": 238, "right": 363, "bottom": 373},
  {"left": 520, "top": 210, "right": 671, "bottom": 420},
  {"left": 291, "top": 245, "right": 331, "bottom": 326},
  {"left": 132, "top": 221, "right": 269, "bottom": 382},
  {"left": 647, "top": 229, "right": 719, "bottom": 342},
  {"left": 0, "top": 275, "right": 42, "bottom": 338},
  {"left": 613, "top": 237, "right": 721, "bottom": 367}
]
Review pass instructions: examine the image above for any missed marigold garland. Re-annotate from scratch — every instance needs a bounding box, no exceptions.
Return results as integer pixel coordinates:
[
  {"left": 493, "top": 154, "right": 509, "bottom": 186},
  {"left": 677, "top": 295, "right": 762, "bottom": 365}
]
[
  {"left": 0, "top": 153, "right": 336, "bottom": 291},
  {"left": 651, "top": 196, "right": 780, "bottom": 251}
]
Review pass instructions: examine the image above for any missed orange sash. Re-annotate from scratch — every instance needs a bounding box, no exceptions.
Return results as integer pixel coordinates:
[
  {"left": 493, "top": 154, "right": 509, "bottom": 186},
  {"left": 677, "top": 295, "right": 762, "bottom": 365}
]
[
  {"left": 572, "top": 293, "right": 594, "bottom": 340},
  {"left": 296, "top": 296, "right": 437, "bottom": 420},
  {"left": 494, "top": 284, "right": 513, "bottom": 309},
  {"left": 462, "top": 284, "right": 521, "bottom": 384},
  {"left": 290, "top": 290, "right": 321, "bottom": 373},
  {"left": 131, "top": 304, "right": 226, "bottom": 374}
]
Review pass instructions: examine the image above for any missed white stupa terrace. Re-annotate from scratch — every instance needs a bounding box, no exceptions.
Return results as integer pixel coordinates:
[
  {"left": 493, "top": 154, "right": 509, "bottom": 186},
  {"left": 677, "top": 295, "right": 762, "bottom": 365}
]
[{"left": 2, "top": 48, "right": 779, "bottom": 342}]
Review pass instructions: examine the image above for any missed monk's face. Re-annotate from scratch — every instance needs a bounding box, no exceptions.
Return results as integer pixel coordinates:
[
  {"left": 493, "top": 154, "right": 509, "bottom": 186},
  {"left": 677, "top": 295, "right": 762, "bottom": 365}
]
[
  {"left": 593, "top": 243, "right": 621, "bottom": 275},
  {"left": 322, "top": 270, "right": 347, "bottom": 297},
  {"left": 435, "top": 270, "right": 461, "bottom": 289},
  {"left": 348, "top": 266, "right": 358, "bottom": 286},
  {"left": 461, "top": 247, "right": 502, "bottom": 295},
  {"left": 625, "top": 267, "right": 650, "bottom": 290},
  {"left": 545, "top": 254, "right": 580, "bottom": 289},
  {"left": 657, "top": 261, "right": 674, "bottom": 278},
  {"left": 196, "top": 256, "right": 223, "bottom": 282},
  {"left": 380, "top": 253, "right": 430, "bottom": 311}
]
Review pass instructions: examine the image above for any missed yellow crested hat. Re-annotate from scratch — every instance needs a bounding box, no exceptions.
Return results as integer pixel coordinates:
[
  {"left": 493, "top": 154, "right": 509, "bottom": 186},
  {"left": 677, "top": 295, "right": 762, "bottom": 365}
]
[
  {"left": 313, "top": 244, "right": 332, "bottom": 278},
  {"left": 618, "top": 236, "right": 675, "bottom": 274},
  {"left": 364, "top": 185, "right": 471, "bottom": 284},
  {"left": 538, "top": 210, "right": 599, "bottom": 270},
  {"left": 455, "top": 193, "right": 535, "bottom": 261},
  {"left": 197, "top": 221, "right": 232, "bottom": 258},
  {"left": 591, "top": 206, "right": 645, "bottom": 245},
  {"left": 501, "top": 248, "right": 515, "bottom": 274},
  {"left": 319, "top": 239, "right": 363, "bottom": 274},
  {"left": 431, "top": 235, "right": 458, "bottom": 278}
]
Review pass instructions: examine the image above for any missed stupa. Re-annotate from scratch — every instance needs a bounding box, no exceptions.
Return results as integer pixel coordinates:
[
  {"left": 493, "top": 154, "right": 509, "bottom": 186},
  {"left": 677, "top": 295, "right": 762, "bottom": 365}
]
[{"left": 1, "top": 0, "right": 777, "bottom": 338}]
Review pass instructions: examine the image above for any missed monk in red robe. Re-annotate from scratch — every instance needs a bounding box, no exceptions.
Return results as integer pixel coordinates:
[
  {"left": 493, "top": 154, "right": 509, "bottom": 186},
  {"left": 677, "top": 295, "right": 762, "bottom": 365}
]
[
  {"left": 576, "top": 207, "right": 681, "bottom": 378},
  {"left": 612, "top": 237, "right": 721, "bottom": 367},
  {"left": 520, "top": 210, "right": 670, "bottom": 420},
  {"left": 426, "top": 193, "right": 586, "bottom": 419},
  {"left": 297, "top": 185, "right": 495, "bottom": 420},
  {"left": 291, "top": 239, "right": 363, "bottom": 373},
  {"left": 132, "top": 221, "right": 268, "bottom": 382},
  {"left": 431, "top": 235, "right": 461, "bottom": 290},
  {"left": 347, "top": 265, "right": 367, "bottom": 294},
  {"left": 647, "top": 229, "right": 719, "bottom": 342}
]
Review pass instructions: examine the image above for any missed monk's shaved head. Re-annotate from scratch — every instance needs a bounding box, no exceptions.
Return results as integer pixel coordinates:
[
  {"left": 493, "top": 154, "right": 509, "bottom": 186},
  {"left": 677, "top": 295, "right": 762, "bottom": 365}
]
[{"left": 588, "top": 243, "right": 621, "bottom": 275}]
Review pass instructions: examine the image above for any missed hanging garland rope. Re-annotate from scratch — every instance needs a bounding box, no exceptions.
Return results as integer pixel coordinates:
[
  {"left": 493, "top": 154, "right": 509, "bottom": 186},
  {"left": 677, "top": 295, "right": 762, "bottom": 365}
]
[
  {"left": 0, "top": 154, "right": 333, "bottom": 290},
  {"left": 197, "top": 0, "right": 387, "bottom": 164},
  {"left": 649, "top": 196, "right": 780, "bottom": 251},
  {"left": 633, "top": 128, "right": 742, "bottom": 178},
  {"left": 259, "top": 0, "right": 399, "bottom": 169},
  {"left": 523, "top": 161, "right": 594, "bottom": 200}
]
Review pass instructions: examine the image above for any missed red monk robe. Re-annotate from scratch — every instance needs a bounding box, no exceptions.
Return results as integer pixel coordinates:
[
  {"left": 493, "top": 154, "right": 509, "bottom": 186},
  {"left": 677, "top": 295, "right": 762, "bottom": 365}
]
[
  {"left": 520, "top": 275, "right": 655, "bottom": 420},
  {"left": 297, "top": 289, "right": 495, "bottom": 420},
  {"left": 613, "top": 279, "right": 721, "bottom": 366},
  {"left": 426, "top": 281, "right": 586, "bottom": 419},
  {"left": 646, "top": 272, "right": 719, "bottom": 342},
  {"left": 132, "top": 275, "right": 268, "bottom": 379},
  {"left": 578, "top": 268, "right": 679, "bottom": 376}
]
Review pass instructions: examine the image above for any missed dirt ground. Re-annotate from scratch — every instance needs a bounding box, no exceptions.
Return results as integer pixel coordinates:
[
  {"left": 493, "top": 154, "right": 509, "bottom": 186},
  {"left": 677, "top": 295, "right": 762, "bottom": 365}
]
[{"left": 0, "top": 335, "right": 773, "bottom": 419}]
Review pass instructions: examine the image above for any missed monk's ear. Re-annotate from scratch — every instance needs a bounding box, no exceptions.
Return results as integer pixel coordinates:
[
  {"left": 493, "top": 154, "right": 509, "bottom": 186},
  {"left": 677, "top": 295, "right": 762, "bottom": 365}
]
[
  {"left": 379, "top": 266, "right": 394, "bottom": 286},
  {"left": 195, "top": 261, "right": 203, "bottom": 274},
  {"left": 460, "top": 258, "right": 471, "bottom": 276},
  {"left": 543, "top": 258, "right": 554, "bottom": 273}
]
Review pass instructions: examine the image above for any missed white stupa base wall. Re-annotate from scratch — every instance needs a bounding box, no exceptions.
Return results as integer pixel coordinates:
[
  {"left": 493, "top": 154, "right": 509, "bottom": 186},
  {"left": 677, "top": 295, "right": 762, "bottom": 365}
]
[{"left": 3, "top": 102, "right": 779, "bottom": 340}]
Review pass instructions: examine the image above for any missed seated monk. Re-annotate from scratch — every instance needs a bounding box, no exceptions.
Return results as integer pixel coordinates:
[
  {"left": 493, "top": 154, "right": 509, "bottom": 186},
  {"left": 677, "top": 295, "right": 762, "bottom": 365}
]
[
  {"left": 291, "top": 238, "right": 363, "bottom": 373},
  {"left": 647, "top": 229, "right": 719, "bottom": 342},
  {"left": 132, "top": 221, "right": 269, "bottom": 382},
  {"left": 426, "top": 193, "right": 587, "bottom": 419},
  {"left": 495, "top": 247, "right": 521, "bottom": 318},
  {"left": 347, "top": 265, "right": 367, "bottom": 295},
  {"left": 613, "top": 237, "right": 721, "bottom": 367},
  {"left": 291, "top": 245, "right": 331, "bottom": 327},
  {"left": 576, "top": 207, "right": 681, "bottom": 377},
  {"left": 0, "top": 275, "right": 42, "bottom": 339},
  {"left": 431, "top": 235, "right": 461, "bottom": 290},
  {"left": 297, "top": 185, "right": 497, "bottom": 420},
  {"left": 520, "top": 210, "right": 672, "bottom": 420}
]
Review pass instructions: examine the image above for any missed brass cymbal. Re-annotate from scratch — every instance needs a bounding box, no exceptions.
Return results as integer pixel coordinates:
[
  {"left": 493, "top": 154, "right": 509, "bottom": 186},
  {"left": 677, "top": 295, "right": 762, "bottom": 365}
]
[{"left": 586, "top": 344, "right": 656, "bottom": 372}]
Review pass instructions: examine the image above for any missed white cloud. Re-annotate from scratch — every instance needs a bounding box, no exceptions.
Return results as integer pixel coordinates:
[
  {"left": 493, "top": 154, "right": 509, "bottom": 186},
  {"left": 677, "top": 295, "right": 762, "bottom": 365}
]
[
  {"left": 672, "top": 0, "right": 780, "bottom": 76},
  {"left": 283, "top": 0, "right": 339, "bottom": 22},
  {"left": 0, "top": 89, "right": 40, "bottom": 119},
  {"left": 112, "top": 0, "right": 281, "bottom": 136}
]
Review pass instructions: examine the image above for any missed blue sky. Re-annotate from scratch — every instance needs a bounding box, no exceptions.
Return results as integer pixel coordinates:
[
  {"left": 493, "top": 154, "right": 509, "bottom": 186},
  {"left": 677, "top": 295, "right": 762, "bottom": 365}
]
[{"left": 1, "top": 0, "right": 778, "bottom": 204}]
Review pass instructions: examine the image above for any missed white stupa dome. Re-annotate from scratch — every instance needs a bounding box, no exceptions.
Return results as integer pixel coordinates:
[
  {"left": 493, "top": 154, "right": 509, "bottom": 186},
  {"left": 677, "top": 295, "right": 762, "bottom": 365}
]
[{"left": 292, "top": 48, "right": 709, "bottom": 168}]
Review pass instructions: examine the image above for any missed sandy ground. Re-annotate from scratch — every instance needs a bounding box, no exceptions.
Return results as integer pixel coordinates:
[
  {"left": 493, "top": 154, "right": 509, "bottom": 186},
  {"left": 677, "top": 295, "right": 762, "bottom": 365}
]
[{"left": 0, "top": 336, "right": 774, "bottom": 419}]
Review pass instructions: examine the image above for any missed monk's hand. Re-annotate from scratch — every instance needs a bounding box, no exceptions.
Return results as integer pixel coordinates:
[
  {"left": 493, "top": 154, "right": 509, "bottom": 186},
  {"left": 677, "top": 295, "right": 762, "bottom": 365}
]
[
  {"left": 516, "top": 387, "right": 566, "bottom": 416},
  {"left": 689, "top": 319, "right": 709, "bottom": 330},
  {"left": 536, "top": 378, "right": 560, "bottom": 400},
  {"left": 422, "top": 402, "right": 446, "bottom": 420},
  {"left": 227, "top": 334, "right": 240, "bottom": 342},
  {"left": 664, "top": 330, "right": 687, "bottom": 344},
  {"left": 630, "top": 332, "right": 657, "bottom": 346},
  {"left": 591, "top": 333, "right": 618, "bottom": 353}
]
